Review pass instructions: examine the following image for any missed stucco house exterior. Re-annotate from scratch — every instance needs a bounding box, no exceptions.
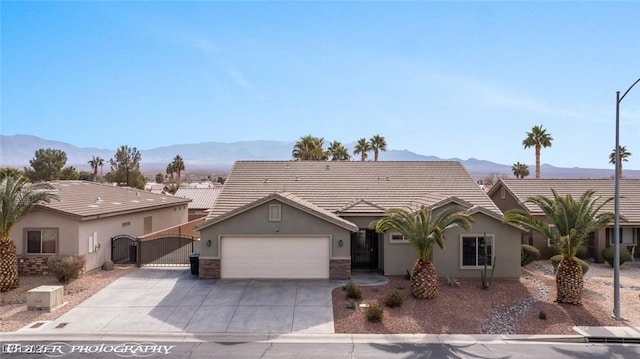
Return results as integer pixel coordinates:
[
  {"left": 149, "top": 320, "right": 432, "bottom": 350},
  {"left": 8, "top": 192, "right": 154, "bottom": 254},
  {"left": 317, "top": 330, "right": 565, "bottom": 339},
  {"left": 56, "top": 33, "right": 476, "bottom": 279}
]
[
  {"left": 196, "top": 161, "right": 523, "bottom": 280},
  {"left": 488, "top": 178, "right": 640, "bottom": 262},
  {"left": 11, "top": 181, "right": 191, "bottom": 274}
]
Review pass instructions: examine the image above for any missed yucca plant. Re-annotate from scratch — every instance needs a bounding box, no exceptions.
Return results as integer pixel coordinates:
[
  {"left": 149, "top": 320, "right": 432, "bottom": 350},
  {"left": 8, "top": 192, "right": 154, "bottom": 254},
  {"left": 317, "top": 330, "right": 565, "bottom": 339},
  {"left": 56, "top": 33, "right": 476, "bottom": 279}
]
[
  {"left": 371, "top": 206, "right": 473, "bottom": 299},
  {"left": 0, "top": 175, "right": 58, "bottom": 291},
  {"left": 504, "top": 190, "right": 615, "bottom": 304}
]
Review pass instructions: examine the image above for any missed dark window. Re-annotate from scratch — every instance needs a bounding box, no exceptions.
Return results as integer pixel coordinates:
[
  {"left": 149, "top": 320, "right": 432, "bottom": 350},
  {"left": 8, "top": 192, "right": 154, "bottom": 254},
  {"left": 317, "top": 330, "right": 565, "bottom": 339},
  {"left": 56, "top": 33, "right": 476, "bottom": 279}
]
[
  {"left": 462, "top": 235, "right": 493, "bottom": 267},
  {"left": 26, "top": 229, "right": 58, "bottom": 254}
]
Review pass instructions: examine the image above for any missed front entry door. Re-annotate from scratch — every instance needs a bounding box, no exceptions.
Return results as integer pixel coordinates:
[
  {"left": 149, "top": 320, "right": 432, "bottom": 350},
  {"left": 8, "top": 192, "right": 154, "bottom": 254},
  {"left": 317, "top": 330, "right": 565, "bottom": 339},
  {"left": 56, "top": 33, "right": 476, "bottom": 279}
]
[{"left": 351, "top": 229, "right": 378, "bottom": 268}]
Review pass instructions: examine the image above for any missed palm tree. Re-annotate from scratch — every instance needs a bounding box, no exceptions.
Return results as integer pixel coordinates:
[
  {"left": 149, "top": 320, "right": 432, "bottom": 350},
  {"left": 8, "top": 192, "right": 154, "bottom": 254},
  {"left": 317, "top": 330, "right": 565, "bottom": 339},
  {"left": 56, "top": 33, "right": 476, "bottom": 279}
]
[
  {"left": 522, "top": 125, "right": 553, "bottom": 179},
  {"left": 327, "top": 141, "right": 351, "bottom": 161},
  {"left": 172, "top": 155, "right": 186, "bottom": 188},
  {"left": 0, "top": 175, "right": 58, "bottom": 291},
  {"left": 87, "top": 156, "right": 104, "bottom": 182},
  {"left": 511, "top": 162, "right": 530, "bottom": 179},
  {"left": 504, "top": 190, "right": 615, "bottom": 304},
  {"left": 353, "top": 138, "right": 372, "bottom": 161},
  {"left": 369, "top": 134, "right": 387, "bottom": 161},
  {"left": 609, "top": 145, "right": 632, "bottom": 179},
  {"left": 371, "top": 206, "right": 473, "bottom": 299},
  {"left": 166, "top": 163, "right": 175, "bottom": 189},
  {"left": 292, "top": 135, "right": 327, "bottom": 161}
]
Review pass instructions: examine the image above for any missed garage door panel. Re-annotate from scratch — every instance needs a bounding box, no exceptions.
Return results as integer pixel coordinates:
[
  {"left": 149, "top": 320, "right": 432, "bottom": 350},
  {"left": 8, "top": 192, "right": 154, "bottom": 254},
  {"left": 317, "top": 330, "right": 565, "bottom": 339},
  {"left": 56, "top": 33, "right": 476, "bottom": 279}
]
[{"left": 221, "top": 236, "right": 330, "bottom": 279}]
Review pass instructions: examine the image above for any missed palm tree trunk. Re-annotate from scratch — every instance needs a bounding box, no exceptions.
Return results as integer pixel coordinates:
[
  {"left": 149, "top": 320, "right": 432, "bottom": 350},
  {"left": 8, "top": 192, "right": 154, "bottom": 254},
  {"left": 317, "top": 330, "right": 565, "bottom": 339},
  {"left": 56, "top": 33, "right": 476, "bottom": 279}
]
[
  {"left": 556, "top": 257, "right": 583, "bottom": 304},
  {"left": 410, "top": 258, "right": 439, "bottom": 299},
  {"left": 535, "top": 144, "right": 541, "bottom": 179},
  {"left": 0, "top": 237, "right": 19, "bottom": 292}
]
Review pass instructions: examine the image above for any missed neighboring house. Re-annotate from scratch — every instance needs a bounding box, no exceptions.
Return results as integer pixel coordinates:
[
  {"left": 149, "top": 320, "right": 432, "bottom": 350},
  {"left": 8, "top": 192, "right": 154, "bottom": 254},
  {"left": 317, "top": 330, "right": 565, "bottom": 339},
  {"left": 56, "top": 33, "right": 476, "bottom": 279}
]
[
  {"left": 488, "top": 178, "right": 640, "bottom": 261},
  {"left": 11, "top": 181, "right": 191, "bottom": 274},
  {"left": 145, "top": 183, "right": 170, "bottom": 194},
  {"left": 196, "top": 161, "right": 523, "bottom": 280},
  {"left": 174, "top": 186, "right": 223, "bottom": 221}
]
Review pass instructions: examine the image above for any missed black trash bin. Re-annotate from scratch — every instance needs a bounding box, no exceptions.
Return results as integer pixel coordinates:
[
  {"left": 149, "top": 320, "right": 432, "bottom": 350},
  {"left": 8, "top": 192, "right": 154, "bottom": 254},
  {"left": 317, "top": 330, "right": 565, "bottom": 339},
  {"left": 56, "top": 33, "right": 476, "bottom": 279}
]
[{"left": 189, "top": 253, "right": 200, "bottom": 275}]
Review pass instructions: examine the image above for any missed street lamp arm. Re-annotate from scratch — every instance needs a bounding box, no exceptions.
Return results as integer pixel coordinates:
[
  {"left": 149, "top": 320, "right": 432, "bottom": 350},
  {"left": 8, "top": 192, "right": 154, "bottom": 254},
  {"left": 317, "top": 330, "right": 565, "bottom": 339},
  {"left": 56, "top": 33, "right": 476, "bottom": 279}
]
[{"left": 619, "top": 78, "right": 640, "bottom": 103}]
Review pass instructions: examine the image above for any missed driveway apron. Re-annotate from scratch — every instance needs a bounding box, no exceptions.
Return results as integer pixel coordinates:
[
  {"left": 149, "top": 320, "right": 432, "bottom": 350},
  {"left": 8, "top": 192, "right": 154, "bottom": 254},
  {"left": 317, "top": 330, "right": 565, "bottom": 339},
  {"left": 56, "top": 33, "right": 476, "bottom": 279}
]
[{"left": 25, "top": 268, "right": 343, "bottom": 334}]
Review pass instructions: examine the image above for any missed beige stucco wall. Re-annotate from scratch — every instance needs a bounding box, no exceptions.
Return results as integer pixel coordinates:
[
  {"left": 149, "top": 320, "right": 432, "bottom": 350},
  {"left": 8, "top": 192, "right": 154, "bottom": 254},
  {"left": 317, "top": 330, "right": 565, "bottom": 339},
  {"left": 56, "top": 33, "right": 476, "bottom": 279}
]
[
  {"left": 11, "top": 205, "right": 188, "bottom": 272},
  {"left": 198, "top": 200, "right": 352, "bottom": 260},
  {"left": 382, "top": 212, "right": 522, "bottom": 279}
]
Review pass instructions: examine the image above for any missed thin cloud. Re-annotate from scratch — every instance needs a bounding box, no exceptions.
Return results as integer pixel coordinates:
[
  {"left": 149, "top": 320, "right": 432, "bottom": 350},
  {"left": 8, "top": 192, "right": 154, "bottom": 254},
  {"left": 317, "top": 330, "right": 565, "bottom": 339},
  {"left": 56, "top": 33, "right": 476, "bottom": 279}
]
[{"left": 228, "top": 68, "right": 254, "bottom": 91}]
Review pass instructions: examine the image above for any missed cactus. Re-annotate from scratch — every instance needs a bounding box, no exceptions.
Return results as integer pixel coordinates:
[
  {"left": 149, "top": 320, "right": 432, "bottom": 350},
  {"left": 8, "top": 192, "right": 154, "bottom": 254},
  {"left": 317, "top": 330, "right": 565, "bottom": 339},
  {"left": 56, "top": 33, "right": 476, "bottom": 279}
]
[{"left": 480, "top": 237, "right": 496, "bottom": 290}]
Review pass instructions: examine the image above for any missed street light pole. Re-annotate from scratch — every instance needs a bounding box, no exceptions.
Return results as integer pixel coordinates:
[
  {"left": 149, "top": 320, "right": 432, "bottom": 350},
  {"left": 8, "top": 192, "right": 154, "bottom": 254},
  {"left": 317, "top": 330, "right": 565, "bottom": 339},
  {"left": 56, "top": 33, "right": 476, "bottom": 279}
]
[{"left": 613, "top": 77, "right": 640, "bottom": 321}]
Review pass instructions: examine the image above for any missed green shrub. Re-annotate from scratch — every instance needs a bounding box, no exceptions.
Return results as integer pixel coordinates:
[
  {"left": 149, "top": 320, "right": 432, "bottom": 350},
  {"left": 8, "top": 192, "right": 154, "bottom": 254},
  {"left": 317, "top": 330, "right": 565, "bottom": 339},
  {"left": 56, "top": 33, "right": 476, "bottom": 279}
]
[
  {"left": 346, "top": 299, "right": 356, "bottom": 310},
  {"left": 602, "top": 247, "right": 632, "bottom": 267},
  {"left": 344, "top": 281, "right": 362, "bottom": 300},
  {"left": 364, "top": 302, "right": 383, "bottom": 322},
  {"left": 575, "top": 245, "right": 588, "bottom": 260},
  {"left": 446, "top": 275, "right": 460, "bottom": 287},
  {"left": 550, "top": 255, "right": 589, "bottom": 275},
  {"left": 538, "top": 311, "right": 547, "bottom": 320},
  {"left": 47, "top": 255, "right": 86, "bottom": 283},
  {"left": 383, "top": 289, "right": 404, "bottom": 308},
  {"left": 521, "top": 244, "right": 540, "bottom": 266}
]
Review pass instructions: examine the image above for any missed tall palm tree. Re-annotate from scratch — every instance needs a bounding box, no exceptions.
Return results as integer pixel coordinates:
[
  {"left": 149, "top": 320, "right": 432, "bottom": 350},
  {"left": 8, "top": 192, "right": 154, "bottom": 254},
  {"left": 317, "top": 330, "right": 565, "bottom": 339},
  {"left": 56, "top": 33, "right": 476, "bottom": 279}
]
[
  {"left": 87, "top": 156, "right": 104, "bottom": 182},
  {"left": 353, "top": 138, "right": 371, "bottom": 161},
  {"left": 504, "top": 190, "right": 614, "bottom": 304},
  {"left": 369, "top": 134, "right": 387, "bottom": 161},
  {"left": 292, "top": 135, "right": 327, "bottom": 161},
  {"left": 172, "top": 155, "right": 186, "bottom": 188},
  {"left": 0, "top": 175, "right": 59, "bottom": 291},
  {"left": 327, "top": 141, "right": 351, "bottom": 161},
  {"left": 511, "top": 162, "right": 530, "bottom": 179},
  {"left": 609, "top": 145, "right": 632, "bottom": 179},
  {"left": 522, "top": 125, "right": 553, "bottom": 179},
  {"left": 166, "top": 163, "right": 175, "bottom": 189},
  {"left": 371, "top": 206, "right": 473, "bottom": 299}
]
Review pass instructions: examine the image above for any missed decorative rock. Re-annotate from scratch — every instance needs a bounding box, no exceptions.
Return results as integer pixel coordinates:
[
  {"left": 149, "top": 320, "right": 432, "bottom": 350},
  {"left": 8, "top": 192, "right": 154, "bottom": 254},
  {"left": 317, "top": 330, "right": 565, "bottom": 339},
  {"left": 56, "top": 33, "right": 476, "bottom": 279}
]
[{"left": 102, "top": 260, "right": 115, "bottom": 271}]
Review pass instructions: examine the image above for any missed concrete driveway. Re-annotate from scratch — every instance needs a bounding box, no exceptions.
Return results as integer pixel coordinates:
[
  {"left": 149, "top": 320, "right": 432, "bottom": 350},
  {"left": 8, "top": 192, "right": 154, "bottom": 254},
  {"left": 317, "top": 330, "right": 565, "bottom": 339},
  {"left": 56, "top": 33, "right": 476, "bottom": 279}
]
[{"left": 28, "top": 268, "right": 346, "bottom": 334}]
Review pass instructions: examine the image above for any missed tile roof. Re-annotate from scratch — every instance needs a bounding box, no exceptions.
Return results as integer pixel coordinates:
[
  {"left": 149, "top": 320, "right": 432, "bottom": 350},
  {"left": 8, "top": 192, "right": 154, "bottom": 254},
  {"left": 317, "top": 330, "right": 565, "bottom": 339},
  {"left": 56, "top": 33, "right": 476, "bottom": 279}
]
[
  {"left": 39, "top": 181, "right": 191, "bottom": 219},
  {"left": 207, "top": 161, "right": 501, "bottom": 220},
  {"left": 490, "top": 178, "right": 640, "bottom": 225},
  {"left": 199, "top": 191, "right": 358, "bottom": 232},
  {"left": 174, "top": 186, "right": 222, "bottom": 210}
]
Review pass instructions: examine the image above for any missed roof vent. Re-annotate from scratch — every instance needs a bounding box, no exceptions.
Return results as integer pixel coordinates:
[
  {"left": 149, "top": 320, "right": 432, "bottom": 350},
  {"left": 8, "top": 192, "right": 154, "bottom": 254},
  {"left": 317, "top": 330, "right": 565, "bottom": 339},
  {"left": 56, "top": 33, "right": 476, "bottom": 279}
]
[
  {"left": 325, "top": 165, "right": 330, "bottom": 170},
  {"left": 295, "top": 176, "right": 299, "bottom": 181},
  {"left": 136, "top": 192, "right": 141, "bottom": 196},
  {"left": 95, "top": 197, "right": 102, "bottom": 203},
  {"left": 264, "top": 178, "right": 269, "bottom": 183}
]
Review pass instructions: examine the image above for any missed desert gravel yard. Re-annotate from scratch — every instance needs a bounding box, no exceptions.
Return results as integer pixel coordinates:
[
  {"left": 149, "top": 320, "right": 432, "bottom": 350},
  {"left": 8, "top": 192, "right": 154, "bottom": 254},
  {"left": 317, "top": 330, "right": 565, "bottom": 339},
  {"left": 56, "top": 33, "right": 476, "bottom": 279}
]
[{"left": 333, "top": 261, "right": 640, "bottom": 335}]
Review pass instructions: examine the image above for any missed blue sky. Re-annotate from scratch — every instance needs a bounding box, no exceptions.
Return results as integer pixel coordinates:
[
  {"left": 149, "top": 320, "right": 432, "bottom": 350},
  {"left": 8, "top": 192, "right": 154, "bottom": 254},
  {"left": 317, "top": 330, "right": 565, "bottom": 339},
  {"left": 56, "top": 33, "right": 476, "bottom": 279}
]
[{"left": 2, "top": 1, "right": 639, "bottom": 170}]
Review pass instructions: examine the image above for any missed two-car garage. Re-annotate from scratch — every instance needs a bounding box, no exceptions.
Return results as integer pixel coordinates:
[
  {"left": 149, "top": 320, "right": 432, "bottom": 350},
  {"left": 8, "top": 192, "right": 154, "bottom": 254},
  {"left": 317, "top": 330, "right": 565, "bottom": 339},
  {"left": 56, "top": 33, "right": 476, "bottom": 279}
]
[{"left": 220, "top": 236, "right": 331, "bottom": 279}]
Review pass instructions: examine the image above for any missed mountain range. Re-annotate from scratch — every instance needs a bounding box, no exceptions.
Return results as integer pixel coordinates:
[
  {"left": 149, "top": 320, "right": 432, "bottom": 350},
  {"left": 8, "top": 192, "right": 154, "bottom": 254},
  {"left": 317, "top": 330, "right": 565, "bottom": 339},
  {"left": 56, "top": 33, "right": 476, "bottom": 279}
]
[{"left": 1, "top": 134, "right": 636, "bottom": 179}]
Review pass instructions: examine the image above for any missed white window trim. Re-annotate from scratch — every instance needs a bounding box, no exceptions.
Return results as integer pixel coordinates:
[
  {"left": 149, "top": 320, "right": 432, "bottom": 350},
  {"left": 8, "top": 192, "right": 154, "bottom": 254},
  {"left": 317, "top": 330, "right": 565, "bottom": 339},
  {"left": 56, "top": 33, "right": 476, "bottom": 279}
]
[
  {"left": 608, "top": 227, "right": 638, "bottom": 246},
  {"left": 460, "top": 234, "right": 494, "bottom": 269},
  {"left": 269, "top": 204, "right": 282, "bottom": 222},
  {"left": 388, "top": 232, "right": 407, "bottom": 244},
  {"left": 547, "top": 224, "right": 558, "bottom": 248},
  {"left": 500, "top": 187, "right": 506, "bottom": 199}
]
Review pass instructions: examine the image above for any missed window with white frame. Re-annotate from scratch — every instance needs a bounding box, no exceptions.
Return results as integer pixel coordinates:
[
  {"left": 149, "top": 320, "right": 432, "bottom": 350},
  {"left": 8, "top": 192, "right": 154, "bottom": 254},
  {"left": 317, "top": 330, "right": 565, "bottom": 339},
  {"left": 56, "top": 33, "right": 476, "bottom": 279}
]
[
  {"left": 547, "top": 224, "right": 559, "bottom": 247},
  {"left": 388, "top": 232, "right": 407, "bottom": 243},
  {"left": 26, "top": 229, "right": 58, "bottom": 255},
  {"left": 461, "top": 234, "right": 494, "bottom": 268},
  {"left": 607, "top": 227, "right": 637, "bottom": 246},
  {"left": 269, "top": 204, "right": 281, "bottom": 222}
]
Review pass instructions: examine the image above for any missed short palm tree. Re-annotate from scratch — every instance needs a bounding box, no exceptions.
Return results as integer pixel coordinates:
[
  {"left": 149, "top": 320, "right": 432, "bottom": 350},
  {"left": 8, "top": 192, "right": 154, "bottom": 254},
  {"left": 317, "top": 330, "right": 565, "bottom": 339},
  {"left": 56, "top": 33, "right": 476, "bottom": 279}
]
[
  {"left": 609, "top": 145, "right": 632, "bottom": 179},
  {"left": 172, "top": 155, "right": 186, "bottom": 188},
  {"left": 0, "top": 175, "right": 58, "bottom": 291},
  {"left": 371, "top": 206, "right": 473, "bottom": 299},
  {"left": 327, "top": 141, "right": 351, "bottom": 161},
  {"left": 88, "top": 156, "right": 104, "bottom": 182},
  {"left": 369, "top": 134, "right": 387, "bottom": 161},
  {"left": 522, "top": 125, "right": 553, "bottom": 179},
  {"left": 504, "top": 190, "right": 615, "bottom": 304},
  {"left": 511, "top": 162, "right": 530, "bottom": 179},
  {"left": 353, "top": 138, "right": 371, "bottom": 161},
  {"left": 292, "top": 135, "right": 327, "bottom": 161}
]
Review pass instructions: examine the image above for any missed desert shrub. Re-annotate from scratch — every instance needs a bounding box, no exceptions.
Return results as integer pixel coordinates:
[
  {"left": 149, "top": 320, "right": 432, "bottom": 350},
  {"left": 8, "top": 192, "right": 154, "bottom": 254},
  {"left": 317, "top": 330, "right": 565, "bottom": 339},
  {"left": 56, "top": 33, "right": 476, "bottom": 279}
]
[
  {"left": 344, "top": 281, "right": 362, "bottom": 300},
  {"left": 346, "top": 299, "right": 356, "bottom": 310},
  {"left": 364, "top": 302, "right": 383, "bottom": 322},
  {"left": 538, "top": 311, "right": 547, "bottom": 320},
  {"left": 47, "top": 255, "right": 86, "bottom": 283},
  {"left": 446, "top": 275, "right": 460, "bottom": 287},
  {"left": 383, "top": 289, "right": 404, "bottom": 308},
  {"left": 602, "top": 247, "right": 632, "bottom": 267},
  {"left": 550, "top": 255, "right": 589, "bottom": 275},
  {"left": 575, "top": 245, "right": 588, "bottom": 260},
  {"left": 521, "top": 245, "right": 540, "bottom": 266}
]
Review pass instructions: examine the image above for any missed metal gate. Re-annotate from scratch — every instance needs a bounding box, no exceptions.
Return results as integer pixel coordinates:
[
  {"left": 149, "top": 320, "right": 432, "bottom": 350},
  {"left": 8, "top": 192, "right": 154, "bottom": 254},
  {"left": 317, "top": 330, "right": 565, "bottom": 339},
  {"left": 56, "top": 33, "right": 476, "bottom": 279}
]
[
  {"left": 111, "top": 234, "right": 200, "bottom": 267},
  {"left": 351, "top": 229, "right": 379, "bottom": 268},
  {"left": 111, "top": 234, "right": 139, "bottom": 265},
  {"left": 138, "top": 234, "right": 200, "bottom": 267}
]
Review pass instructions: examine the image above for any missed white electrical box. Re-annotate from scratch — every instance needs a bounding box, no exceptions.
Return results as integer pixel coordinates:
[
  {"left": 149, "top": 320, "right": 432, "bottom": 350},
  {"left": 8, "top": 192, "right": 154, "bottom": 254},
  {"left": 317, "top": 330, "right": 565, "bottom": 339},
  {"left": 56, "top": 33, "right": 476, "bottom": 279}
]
[{"left": 27, "top": 285, "right": 64, "bottom": 311}]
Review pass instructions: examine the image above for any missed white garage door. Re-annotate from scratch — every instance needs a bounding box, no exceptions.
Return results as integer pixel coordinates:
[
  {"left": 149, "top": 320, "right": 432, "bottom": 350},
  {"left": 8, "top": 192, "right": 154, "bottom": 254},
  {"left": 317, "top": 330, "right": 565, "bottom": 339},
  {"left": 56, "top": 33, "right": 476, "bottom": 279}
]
[{"left": 221, "top": 236, "right": 330, "bottom": 279}]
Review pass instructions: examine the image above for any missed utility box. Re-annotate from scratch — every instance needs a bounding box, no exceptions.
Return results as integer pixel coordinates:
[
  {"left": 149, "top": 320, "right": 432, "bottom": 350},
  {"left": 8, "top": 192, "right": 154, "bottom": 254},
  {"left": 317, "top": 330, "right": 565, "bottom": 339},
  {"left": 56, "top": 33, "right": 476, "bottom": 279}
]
[{"left": 27, "top": 285, "right": 64, "bottom": 311}]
